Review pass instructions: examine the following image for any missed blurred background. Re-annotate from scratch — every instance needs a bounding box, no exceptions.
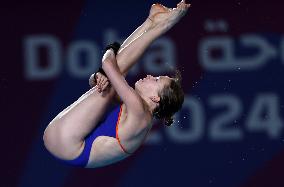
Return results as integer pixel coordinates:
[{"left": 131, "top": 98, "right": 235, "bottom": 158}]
[{"left": 1, "top": 0, "right": 284, "bottom": 186}]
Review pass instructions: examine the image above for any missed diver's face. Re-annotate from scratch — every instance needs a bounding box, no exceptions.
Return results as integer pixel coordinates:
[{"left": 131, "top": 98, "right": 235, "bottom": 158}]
[{"left": 135, "top": 75, "right": 171, "bottom": 97}]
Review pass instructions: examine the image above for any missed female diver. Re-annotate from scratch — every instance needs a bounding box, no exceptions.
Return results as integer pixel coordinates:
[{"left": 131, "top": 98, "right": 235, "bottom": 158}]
[{"left": 43, "top": 1, "right": 190, "bottom": 168}]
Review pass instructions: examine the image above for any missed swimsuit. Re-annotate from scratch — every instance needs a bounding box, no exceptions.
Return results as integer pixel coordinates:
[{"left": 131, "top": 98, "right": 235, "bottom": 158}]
[{"left": 53, "top": 104, "right": 131, "bottom": 167}]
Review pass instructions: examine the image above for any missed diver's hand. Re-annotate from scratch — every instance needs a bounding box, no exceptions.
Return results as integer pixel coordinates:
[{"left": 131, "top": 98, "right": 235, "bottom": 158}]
[{"left": 89, "top": 72, "right": 110, "bottom": 93}]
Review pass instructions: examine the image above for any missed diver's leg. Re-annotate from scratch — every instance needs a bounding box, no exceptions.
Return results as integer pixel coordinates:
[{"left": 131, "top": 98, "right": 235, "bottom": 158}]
[
  {"left": 88, "top": 4, "right": 169, "bottom": 88},
  {"left": 43, "top": 87, "right": 117, "bottom": 160},
  {"left": 116, "top": 1, "right": 190, "bottom": 75},
  {"left": 118, "top": 3, "right": 168, "bottom": 50}
]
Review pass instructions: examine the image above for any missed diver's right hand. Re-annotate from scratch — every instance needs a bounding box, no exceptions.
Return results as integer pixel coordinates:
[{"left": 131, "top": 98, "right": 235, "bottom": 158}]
[{"left": 89, "top": 72, "right": 110, "bottom": 93}]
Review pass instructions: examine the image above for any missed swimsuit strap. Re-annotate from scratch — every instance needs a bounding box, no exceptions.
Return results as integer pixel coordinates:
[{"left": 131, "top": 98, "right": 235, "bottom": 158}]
[
  {"left": 115, "top": 105, "right": 151, "bottom": 155},
  {"left": 116, "top": 105, "right": 132, "bottom": 155}
]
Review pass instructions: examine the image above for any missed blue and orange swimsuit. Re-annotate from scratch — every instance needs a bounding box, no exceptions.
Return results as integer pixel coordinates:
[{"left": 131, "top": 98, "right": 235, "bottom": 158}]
[{"left": 52, "top": 104, "right": 146, "bottom": 167}]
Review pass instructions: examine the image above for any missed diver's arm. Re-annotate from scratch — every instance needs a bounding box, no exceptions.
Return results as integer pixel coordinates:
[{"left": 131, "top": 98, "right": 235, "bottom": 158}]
[{"left": 102, "top": 49, "right": 144, "bottom": 114}]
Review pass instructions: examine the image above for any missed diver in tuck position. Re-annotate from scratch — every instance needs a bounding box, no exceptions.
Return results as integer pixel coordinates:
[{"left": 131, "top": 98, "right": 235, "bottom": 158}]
[{"left": 43, "top": 0, "right": 190, "bottom": 168}]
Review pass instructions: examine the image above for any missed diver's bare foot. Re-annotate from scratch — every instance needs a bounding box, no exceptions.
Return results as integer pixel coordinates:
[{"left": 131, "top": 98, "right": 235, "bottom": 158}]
[
  {"left": 148, "top": 3, "right": 171, "bottom": 21},
  {"left": 148, "top": 0, "right": 190, "bottom": 31}
]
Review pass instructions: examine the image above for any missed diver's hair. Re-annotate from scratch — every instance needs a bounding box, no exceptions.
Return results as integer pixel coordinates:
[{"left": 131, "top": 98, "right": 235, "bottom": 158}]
[{"left": 153, "top": 70, "right": 184, "bottom": 126}]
